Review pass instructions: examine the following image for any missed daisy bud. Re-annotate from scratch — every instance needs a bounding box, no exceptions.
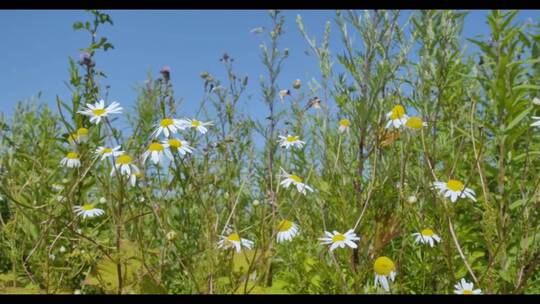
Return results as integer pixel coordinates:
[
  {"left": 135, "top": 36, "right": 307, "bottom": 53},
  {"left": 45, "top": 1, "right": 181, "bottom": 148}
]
[
  {"left": 59, "top": 246, "right": 66, "bottom": 253},
  {"left": 533, "top": 97, "right": 540, "bottom": 106},
  {"left": 99, "top": 197, "right": 107, "bottom": 204},
  {"left": 293, "top": 79, "right": 301, "bottom": 89},
  {"left": 166, "top": 230, "right": 178, "bottom": 241},
  {"left": 407, "top": 195, "right": 418, "bottom": 204},
  {"left": 252, "top": 199, "right": 260, "bottom": 206}
]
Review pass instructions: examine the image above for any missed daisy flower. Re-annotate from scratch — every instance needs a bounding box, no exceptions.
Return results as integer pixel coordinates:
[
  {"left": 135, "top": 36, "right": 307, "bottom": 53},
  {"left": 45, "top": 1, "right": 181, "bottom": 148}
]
[
  {"left": 217, "top": 232, "right": 254, "bottom": 253},
  {"left": 319, "top": 229, "right": 360, "bottom": 251},
  {"left": 68, "top": 127, "right": 89, "bottom": 144},
  {"left": 152, "top": 118, "right": 185, "bottom": 138},
  {"left": 60, "top": 152, "right": 81, "bottom": 168},
  {"left": 412, "top": 228, "right": 441, "bottom": 247},
  {"left": 95, "top": 146, "right": 123, "bottom": 161},
  {"left": 279, "top": 169, "right": 314, "bottom": 195},
  {"left": 77, "top": 99, "right": 123, "bottom": 124},
  {"left": 531, "top": 116, "right": 540, "bottom": 127},
  {"left": 373, "top": 256, "right": 397, "bottom": 292},
  {"left": 164, "top": 138, "right": 193, "bottom": 156},
  {"left": 278, "top": 135, "right": 305, "bottom": 149},
  {"left": 454, "top": 278, "right": 482, "bottom": 294},
  {"left": 179, "top": 118, "right": 213, "bottom": 134},
  {"left": 338, "top": 118, "right": 351, "bottom": 133},
  {"left": 111, "top": 154, "right": 140, "bottom": 186},
  {"left": 404, "top": 116, "right": 427, "bottom": 131},
  {"left": 385, "top": 105, "right": 409, "bottom": 129},
  {"left": 73, "top": 204, "right": 105, "bottom": 219},
  {"left": 276, "top": 220, "right": 299, "bottom": 243},
  {"left": 432, "top": 180, "right": 476, "bottom": 203},
  {"left": 142, "top": 142, "right": 173, "bottom": 165}
]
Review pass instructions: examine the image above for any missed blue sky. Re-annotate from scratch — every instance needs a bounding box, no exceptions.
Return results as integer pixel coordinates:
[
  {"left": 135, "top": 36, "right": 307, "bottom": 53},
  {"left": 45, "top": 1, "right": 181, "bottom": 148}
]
[{"left": 1, "top": 10, "right": 539, "bottom": 131}]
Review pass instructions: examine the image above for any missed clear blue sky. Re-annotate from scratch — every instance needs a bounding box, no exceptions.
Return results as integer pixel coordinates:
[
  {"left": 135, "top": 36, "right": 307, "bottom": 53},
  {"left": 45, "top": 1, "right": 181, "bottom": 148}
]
[{"left": 1, "top": 10, "right": 539, "bottom": 131}]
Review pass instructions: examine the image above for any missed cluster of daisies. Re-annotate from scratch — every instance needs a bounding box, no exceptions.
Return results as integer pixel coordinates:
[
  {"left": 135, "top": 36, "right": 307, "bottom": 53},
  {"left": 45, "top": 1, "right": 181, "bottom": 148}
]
[
  {"left": 59, "top": 99, "right": 212, "bottom": 220},
  {"left": 59, "top": 99, "right": 487, "bottom": 293},
  {"left": 217, "top": 104, "right": 481, "bottom": 293}
]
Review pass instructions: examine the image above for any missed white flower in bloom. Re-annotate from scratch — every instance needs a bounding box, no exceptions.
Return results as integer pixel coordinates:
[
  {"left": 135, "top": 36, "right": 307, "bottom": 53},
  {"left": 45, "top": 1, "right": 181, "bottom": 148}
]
[
  {"left": 338, "top": 118, "right": 351, "bottom": 133},
  {"left": 163, "top": 138, "right": 193, "bottom": 156},
  {"left": 60, "top": 152, "right": 81, "bottom": 168},
  {"left": 276, "top": 220, "right": 299, "bottom": 243},
  {"left": 152, "top": 118, "right": 185, "bottom": 138},
  {"left": 373, "top": 256, "right": 397, "bottom": 292},
  {"left": 412, "top": 229, "right": 442, "bottom": 247},
  {"left": 217, "top": 232, "right": 254, "bottom": 253},
  {"left": 279, "top": 168, "right": 314, "bottom": 195},
  {"left": 278, "top": 134, "right": 305, "bottom": 149},
  {"left": 111, "top": 154, "right": 140, "bottom": 186},
  {"left": 77, "top": 99, "right": 122, "bottom": 124},
  {"left": 95, "top": 146, "right": 123, "bottom": 161},
  {"left": 279, "top": 89, "right": 291, "bottom": 102},
  {"left": 454, "top": 278, "right": 482, "bottom": 295},
  {"left": 179, "top": 118, "right": 213, "bottom": 134},
  {"left": 432, "top": 180, "right": 476, "bottom": 203},
  {"left": 385, "top": 105, "right": 408, "bottom": 129},
  {"left": 142, "top": 142, "right": 173, "bottom": 165},
  {"left": 73, "top": 204, "right": 105, "bottom": 219},
  {"left": 319, "top": 229, "right": 360, "bottom": 251}
]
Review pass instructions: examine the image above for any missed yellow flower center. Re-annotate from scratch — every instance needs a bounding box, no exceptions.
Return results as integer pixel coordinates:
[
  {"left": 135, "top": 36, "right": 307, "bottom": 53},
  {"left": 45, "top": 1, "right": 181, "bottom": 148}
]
[
  {"left": 421, "top": 229, "right": 434, "bottom": 237},
  {"left": 289, "top": 175, "right": 302, "bottom": 183},
  {"left": 374, "top": 256, "right": 395, "bottom": 276},
  {"left": 227, "top": 233, "right": 241, "bottom": 242},
  {"left": 81, "top": 204, "right": 94, "bottom": 211},
  {"left": 463, "top": 290, "right": 473, "bottom": 295},
  {"left": 278, "top": 220, "right": 293, "bottom": 232},
  {"left": 447, "top": 179, "right": 465, "bottom": 191},
  {"left": 117, "top": 155, "right": 132, "bottom": 165},
  {"left": 405, "top": 116, "right": 424, "bottom": 130},
  {"left": 102, "top": 147, "right": 113, "bottom": 154},
  {"left": 148, "top": 142, "right": 164, "bottom": 152},
  {"left": 160, "top": 118, "right": 174, "bottom": 127},
  {"left": 77, "top": 128, "right": 89, "bottom": 136},
  {"left": 92, "top": 108, "right": 106, "bottom": 116},
  {"left": 339, "top": 119, "right": 351, "bottom": 127},
  {"left": 390, "top": 105, "right": 406, "bottom": 120},
  {"left": 168, "top": 139, "right": 182, "bottom": 148},
  {"left": 332, "top": 233, "right": 346, "bottom": 242},
  {"left": 191, "top": 119, "right": 201, "bottom": 127},
  {"left": 286, "top": 135, "right": 298, "bottom": 142},
  {"left": 66, "top": 152, "right": 79, "bottom": 159}
]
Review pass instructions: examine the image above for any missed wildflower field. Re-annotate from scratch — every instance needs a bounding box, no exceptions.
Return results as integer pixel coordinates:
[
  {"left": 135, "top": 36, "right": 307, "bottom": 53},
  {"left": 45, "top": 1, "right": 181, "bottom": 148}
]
[{"left": 1, "top": 9, "right": 540, "bottom": 294}]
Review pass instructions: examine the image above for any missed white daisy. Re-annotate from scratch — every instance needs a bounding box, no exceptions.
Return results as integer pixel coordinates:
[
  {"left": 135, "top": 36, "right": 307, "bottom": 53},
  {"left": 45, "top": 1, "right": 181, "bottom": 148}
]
[
  {"left": 111, "top": 154, "right": 140, "bottom": 186},
  {"left": 385, "top": 105, "right": 409, "bottom": 129},
  {"left": 217, "top": 232, "right": 254, "bottom": 253},
  {"left": 60, "top": 152, "right": 81, "bottom": 168},
  {"left": 278, "top": 134, "right": 305, "bottom": 149},
  {"left": 279, "top": 169, "right": 314, "bottom": 195},
  {"left": 374, "top": 256, "right": 397, "bottom": 292},
  {"left": 338, "top": 118, "right": 351, "bottom": 133},
  {"left": 179, "top": 118, "right": 213, "bottom": 134},
  {"left": 276, "top": 220, "right": 299, "bottom": 243},
  {"left": 95, "top": 146, "right": 123, "bottom": 161},
  {"left": 164, "top": 138, "right": 193, "bottom": 156},
  {"left": 531, "top": 116, "right": 540, "bottom": 127},
  {"left": 454, "top": 278, "right": 482, "bottom": 294},
  {"left": 318, "top": 229, "right": 360, "bottom": 251},
  {"left": 73, "top": 204, "right": 105, "bottom": 219},
  {"left": 432, "top": 180, "right": 476, "bottom": 203},
  {"left": 412, "top": 229, "right": 441, "bottom": 247},
  {"left": 142, "top": 142, "right": 173, "bottom": 165},
  {"left": 77, "top": 99, "right": 122, "bottom": 124},
  {"left": 404, "top": 116, "right": 427, "bottom": 131},
  {"left": 152, "top": 118, "right": 185, "bottom": 138},
  {"left": 68, "top": 127, "right": 89, "bottom": 144}
]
